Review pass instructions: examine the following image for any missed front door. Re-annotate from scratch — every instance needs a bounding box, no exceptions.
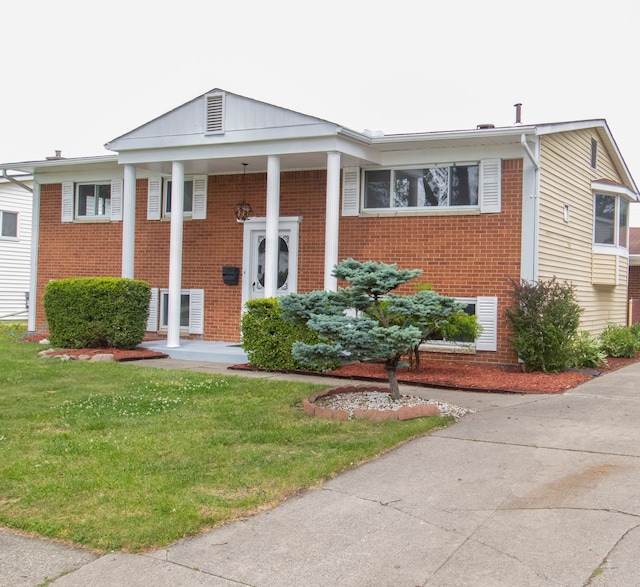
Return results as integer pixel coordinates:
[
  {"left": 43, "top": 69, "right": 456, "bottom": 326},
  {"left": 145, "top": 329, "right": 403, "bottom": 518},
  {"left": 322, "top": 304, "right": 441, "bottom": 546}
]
[{"left": 242, "top": 217, "right": 299, "bottom": 304}]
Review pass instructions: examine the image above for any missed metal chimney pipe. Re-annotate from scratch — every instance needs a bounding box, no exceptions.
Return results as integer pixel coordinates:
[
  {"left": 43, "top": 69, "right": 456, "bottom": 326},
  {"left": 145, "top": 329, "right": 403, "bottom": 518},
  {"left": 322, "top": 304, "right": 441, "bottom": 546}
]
[{"left": 514, "top": 103, "right": 522, "bottom": 124}]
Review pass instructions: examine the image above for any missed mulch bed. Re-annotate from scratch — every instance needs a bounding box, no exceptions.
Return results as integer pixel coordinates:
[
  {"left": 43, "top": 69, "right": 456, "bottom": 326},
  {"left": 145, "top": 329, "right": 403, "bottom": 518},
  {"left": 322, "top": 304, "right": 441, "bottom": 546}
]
[
  {"left": 23, "top": 333, "right": 640, "bottom": 394},
  {"left": 23, "top": 334, "right": 167, "bottom": 361},
  {"left": 232, "top": 354, "right": 640, "bottom": 394}
]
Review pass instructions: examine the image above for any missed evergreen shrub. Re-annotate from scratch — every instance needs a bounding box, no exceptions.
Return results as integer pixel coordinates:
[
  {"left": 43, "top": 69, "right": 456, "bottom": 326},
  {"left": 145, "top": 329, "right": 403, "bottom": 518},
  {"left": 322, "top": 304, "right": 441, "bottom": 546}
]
[
  {"left": 506, "top": 277, "right": 581, "bottom": 372},
  {"left": 43, "top": 277, "right": 151, "bottom": 349},
  {"left": 241, "top": 298, "right": 338, "bottom": 371}
]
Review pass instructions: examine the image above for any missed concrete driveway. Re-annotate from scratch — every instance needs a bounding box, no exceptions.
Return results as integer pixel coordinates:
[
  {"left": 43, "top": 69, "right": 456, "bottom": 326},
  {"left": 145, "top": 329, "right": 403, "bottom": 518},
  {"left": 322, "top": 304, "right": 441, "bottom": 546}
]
[{"left": 2, "top": 360, "right": 640, "bottom": 586}]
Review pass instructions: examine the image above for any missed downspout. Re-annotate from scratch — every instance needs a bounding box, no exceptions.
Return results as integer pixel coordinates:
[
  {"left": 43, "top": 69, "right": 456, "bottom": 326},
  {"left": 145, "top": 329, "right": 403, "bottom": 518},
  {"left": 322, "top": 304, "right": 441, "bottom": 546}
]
[
  {"left": 1, "top": 170, "right": 33, "bottom": 193},
  {"left": 521, "top": 133, "right": 540, "bottom": 281}
]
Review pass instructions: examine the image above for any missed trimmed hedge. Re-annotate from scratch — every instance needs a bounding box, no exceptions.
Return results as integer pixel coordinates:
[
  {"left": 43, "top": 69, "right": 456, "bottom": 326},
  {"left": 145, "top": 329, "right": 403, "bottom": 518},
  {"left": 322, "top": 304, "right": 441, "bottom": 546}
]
[
  {"left": 241, "top": 297, "right": 338, "bottom": 371},
  {"left": 43, "top": 277, "right": 151, "bottom": 349}
]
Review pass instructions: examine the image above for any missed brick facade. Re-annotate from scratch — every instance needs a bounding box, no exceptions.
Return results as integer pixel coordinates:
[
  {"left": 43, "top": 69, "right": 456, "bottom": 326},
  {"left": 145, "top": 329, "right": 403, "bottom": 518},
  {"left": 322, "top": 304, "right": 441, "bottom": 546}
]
[{"left": 36, "top": 160, "right": 523, "bottom": 365}]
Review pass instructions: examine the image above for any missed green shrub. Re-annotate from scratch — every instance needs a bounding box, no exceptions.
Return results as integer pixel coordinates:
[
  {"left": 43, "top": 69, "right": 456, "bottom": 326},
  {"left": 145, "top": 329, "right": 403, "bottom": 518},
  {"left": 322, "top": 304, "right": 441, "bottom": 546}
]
[
  {"left": 43, "top": 277, "right": 151, "bottom": 349},
  {"left": 599, "top": 323, "right": 639, "bottom": 358},
  {"left": 506, "top": 277, "right": 582, "bottom": 372},
  {"left": 572, "top": 331, "right": 607, "bottom": 369},
  {"left": 241, "top": 298, "right": 339, "bottom": 371}
]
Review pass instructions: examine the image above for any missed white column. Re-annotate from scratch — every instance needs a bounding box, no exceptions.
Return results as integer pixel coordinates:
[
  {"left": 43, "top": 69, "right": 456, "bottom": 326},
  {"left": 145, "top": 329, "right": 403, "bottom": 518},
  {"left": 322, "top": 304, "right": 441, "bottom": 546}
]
[
  {"left": 324, "top": 152, "right": 341, "bottom": 291},
  {"left": 264, "top": 155, "right": 281, "bottom": 297},
  {"left": 167, "top": 162, "right": 185, "bottom": 348},
  {"left": 28, "top": 182, "right": 40, "bottom": 332},
  {"left": 121, "top": 164, "right": 136, "bottom": 278}
]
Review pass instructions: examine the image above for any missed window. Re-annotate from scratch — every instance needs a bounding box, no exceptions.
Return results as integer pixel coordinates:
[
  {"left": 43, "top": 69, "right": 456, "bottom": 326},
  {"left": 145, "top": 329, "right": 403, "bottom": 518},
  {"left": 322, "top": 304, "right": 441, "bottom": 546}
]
[
  {"left": 419, "top": 296, "right": 497, "bottom": 352},
  {"left": 147, "top": 175, "right": 207, "bottom": 220},
  {"left": 364, "top": 164, "right": 479, "bottom": 210},
  {"left": 1, "top": 211, "right": 18, "bottom": 238},
  {"left": 428, "top": 300, "right": 477, "bottom": 344},
  {"left": 147, "top": 287, "right": 204, "bottom": 334},
  {"left": 164, "top": 179, "right": 194, "bottom": 215},
  {"left": 160, "top": 290, "right": 191, "bottom": 329},
  {"left": 594, "top": 193, "right": 628, "bottom": 247},
  {"left": 62, "top": 179, "right": 122, "bottom": 222},
  {"left": 76, "top": 183, "right": 111, "bottom": 218}
]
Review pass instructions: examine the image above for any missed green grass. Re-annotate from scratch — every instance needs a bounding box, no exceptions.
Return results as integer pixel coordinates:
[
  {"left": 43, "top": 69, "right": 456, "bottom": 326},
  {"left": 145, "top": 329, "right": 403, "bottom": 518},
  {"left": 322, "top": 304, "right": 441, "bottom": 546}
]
[{"left": 0, "top": 331, "right": 451, "bottom": 552}]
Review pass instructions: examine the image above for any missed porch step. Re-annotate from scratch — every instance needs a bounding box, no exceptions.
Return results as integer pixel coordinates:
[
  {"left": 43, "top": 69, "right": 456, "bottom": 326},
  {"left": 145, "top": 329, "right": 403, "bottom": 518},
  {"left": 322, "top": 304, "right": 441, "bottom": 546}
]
[{"left": 140, "top": 340, "right": 248, "bottom": 364}]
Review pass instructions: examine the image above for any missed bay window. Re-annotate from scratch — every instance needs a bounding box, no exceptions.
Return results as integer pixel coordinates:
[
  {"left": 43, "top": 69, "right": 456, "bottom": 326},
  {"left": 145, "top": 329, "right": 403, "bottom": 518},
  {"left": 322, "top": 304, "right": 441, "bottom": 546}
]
[{"left": 594, "top": 193, "right": 628, "bottom": 248}]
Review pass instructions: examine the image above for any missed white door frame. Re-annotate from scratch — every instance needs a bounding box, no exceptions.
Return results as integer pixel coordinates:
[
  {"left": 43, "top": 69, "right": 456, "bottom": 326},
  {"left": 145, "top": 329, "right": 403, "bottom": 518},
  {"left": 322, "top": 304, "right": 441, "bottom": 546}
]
[{"left": 241, "top": 216, "right": 301, "bottom": 306}]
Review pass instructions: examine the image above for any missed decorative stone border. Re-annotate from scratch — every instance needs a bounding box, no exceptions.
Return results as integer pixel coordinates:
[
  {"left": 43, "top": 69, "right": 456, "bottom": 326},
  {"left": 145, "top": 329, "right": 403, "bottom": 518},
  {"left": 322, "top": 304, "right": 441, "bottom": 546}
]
[{"left": 303, "top": 384, "right": 440, "bottom": 422}]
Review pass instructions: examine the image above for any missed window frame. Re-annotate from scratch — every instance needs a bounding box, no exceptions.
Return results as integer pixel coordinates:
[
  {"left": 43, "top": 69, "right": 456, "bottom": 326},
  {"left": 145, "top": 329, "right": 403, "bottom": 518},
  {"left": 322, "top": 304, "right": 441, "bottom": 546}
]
[
  {"left": 593, "top": 192, "right": 629, "bottom": 251},
  {"left": 362, "top": 162, "right": 480, "bottom": 212},
  {"left": 419, "top": 297, "right": 478, "bottom": 352},
  {"left": 0, "top": 210, "right": 18, "bottom": 239},
  {"left": 75, "top": 181, "right": 112, "bottom": 219},
  {"left": 163, "top": 178, "right": 194, "bottom": 217},
  {"left": 159, "top": 289, "right": 191, "bottom": 330}
]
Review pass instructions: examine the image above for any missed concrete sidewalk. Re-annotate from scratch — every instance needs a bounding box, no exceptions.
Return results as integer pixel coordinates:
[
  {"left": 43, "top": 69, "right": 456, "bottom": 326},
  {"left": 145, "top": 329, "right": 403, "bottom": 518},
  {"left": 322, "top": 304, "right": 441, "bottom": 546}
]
[{"left": 2, "top": 360, "right": 640, "bottom": 586}]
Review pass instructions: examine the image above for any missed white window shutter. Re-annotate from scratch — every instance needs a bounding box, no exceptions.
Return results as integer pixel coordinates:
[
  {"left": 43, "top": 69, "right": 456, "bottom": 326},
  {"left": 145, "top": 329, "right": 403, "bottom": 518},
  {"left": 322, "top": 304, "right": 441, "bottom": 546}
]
[
  {"left": 342, "top": 167, "right": 360, "bottom": 216},
  {"left": 204, "top": 92, "right": 225, "bottom": 135},
  {"left": 147, "top": 177, "right": 162, "bottom": 220},
  {"left": 475, "top": 296, "right": 498, "bottom": 351},
  {"left": 146, "top": 288, "right": 159, "bottom": 332},
  {"left": 110, "top": 179, "right": 123, "bottom": 221},
  {"left": 61, "top": 181, "right": 74, "bottom": 222},
  {"left": 192, "top": 175, "right": 208, "bottom": 219},
  {"left": 189, "top": 289, "right": 204, "bottom": 334},
  {"left": 479, "top": 159, "right": 501, "bottom": 213}
]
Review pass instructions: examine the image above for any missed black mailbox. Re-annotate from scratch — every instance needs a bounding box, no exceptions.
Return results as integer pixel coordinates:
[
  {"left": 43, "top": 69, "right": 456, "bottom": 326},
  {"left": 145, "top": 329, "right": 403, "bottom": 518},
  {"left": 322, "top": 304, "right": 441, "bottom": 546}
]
[{"left": 222, "top": 266, "right": 240, "bottom": 285}]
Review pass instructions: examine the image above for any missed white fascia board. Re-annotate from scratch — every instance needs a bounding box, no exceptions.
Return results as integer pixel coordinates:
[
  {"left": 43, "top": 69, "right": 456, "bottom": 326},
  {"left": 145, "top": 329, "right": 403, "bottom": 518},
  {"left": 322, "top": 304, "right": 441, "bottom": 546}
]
[
  {"left": 373, "top": 125, "right": 537, "bottom": 145},
  {"left": 592, "top": 180, "right": 638, "bottom": 201},
  {"left": 376, "top": 143, "right": 525, "bottom": 168},
  {"left": 108, "top": 122, "right": 343, "bottom": 153},
  {"left": 116, "top": 135, "right": 381, "bottom": 167},
  {"left": 629, "top": 254, "right": 640, "bottom": 267}
]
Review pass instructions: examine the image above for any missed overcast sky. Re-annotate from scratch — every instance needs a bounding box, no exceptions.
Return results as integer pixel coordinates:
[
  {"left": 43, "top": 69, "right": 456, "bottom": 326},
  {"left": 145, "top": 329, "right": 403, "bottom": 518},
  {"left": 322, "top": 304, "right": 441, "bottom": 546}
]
[{"left": 2, "top": 0, "right": 638, "bottom": 191}]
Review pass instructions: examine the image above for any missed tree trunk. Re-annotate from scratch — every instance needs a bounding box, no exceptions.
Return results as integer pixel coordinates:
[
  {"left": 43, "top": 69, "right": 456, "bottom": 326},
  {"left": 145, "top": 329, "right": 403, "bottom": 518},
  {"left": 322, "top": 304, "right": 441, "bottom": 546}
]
[{"left": 386, "top": 368, "right": 401, "bottom": 400}]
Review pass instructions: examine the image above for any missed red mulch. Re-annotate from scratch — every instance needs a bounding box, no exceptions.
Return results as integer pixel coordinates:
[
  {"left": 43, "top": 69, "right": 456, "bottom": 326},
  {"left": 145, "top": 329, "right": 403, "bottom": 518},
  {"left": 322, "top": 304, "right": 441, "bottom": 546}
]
[
  {"left": 23, "top": 334, "right": 167, "bottom": 361},
  {"left": 326, "top": 355, "right": 640, "bottom": 394}
]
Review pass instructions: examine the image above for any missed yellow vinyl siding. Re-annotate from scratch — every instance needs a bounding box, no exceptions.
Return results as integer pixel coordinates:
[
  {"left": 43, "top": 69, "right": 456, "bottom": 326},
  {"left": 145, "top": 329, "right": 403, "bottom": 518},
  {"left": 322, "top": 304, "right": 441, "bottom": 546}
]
[
  {"left": 592, "top": 253, "right": 617, "bottom": 285},
  {"left": 538, "top": 129, "right": 627, "bottom": 335}
]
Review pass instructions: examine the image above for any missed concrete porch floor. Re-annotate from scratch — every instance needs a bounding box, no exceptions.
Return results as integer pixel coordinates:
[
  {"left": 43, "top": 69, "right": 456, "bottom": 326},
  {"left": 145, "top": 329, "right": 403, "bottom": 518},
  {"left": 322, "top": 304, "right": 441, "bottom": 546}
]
[{"left": 140, "top": 339, "right": 248, "bottom": 364}]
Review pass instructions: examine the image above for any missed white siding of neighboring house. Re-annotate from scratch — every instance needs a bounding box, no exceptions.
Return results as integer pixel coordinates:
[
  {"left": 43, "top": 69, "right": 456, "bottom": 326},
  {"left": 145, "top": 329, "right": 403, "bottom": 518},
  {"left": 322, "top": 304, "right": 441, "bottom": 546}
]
[
  {"left": 0, "top": 179, "right": 32, "bottom": 320},
  {"left": 537, "top": 129, "right": 628, "bottom": 334}
]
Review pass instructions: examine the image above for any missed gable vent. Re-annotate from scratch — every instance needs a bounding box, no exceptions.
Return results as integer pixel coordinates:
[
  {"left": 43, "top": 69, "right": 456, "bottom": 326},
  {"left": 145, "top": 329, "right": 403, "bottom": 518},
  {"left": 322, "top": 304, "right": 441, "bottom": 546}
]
[{"left": 205, "top": 92, "right": 225, "bottom": 135}]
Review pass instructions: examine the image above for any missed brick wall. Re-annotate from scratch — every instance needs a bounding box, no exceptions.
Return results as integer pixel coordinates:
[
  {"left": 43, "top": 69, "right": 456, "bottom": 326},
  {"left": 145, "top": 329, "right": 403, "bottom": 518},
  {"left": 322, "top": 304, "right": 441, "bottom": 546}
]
[
  {"left": 338, "top": 158, "right": 523, "bottom": 364},
  {"left": 36, "top": 160, "right": 523, "bottom": 364}
]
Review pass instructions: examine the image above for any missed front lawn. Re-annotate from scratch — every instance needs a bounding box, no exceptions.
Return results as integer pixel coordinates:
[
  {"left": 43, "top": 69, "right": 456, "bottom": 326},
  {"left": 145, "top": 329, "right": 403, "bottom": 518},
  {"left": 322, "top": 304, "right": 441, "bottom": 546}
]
[{"left": 0, "top": 332, "right": 450, "bottom": 552}]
